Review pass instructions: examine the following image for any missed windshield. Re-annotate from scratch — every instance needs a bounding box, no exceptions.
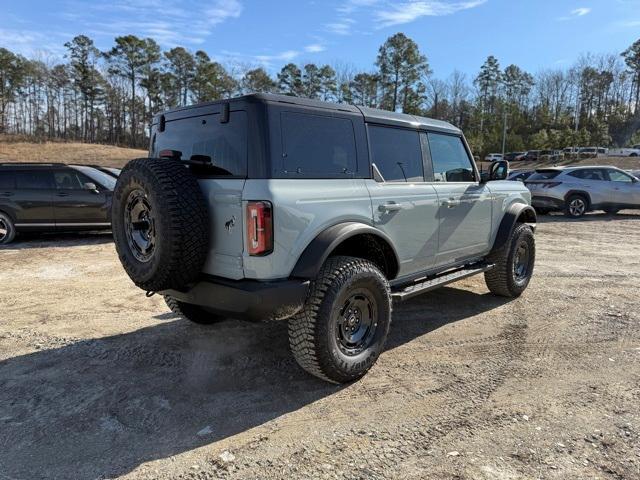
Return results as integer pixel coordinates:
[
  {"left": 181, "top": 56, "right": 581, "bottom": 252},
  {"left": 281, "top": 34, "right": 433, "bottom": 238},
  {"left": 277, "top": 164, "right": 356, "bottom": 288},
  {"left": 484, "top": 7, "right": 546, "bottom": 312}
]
[{"left": 72, "top": 165, "right": 117, "bottom": 190}]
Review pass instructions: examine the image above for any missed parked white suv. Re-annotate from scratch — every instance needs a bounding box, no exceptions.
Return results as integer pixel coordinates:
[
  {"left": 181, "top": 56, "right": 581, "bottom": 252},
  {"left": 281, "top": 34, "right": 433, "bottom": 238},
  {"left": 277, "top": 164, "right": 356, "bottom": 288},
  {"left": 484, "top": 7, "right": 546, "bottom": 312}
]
[{"left": 484, "top": 153, "right": 503, "bottom": 162}]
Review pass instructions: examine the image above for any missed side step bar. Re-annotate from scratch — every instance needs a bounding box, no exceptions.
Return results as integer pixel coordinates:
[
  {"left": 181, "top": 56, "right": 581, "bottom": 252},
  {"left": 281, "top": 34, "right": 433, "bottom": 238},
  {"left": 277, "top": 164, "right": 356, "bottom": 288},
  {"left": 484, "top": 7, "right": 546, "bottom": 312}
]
[{"left": 391, "top": 263, "right": 494, "bottom": 302}]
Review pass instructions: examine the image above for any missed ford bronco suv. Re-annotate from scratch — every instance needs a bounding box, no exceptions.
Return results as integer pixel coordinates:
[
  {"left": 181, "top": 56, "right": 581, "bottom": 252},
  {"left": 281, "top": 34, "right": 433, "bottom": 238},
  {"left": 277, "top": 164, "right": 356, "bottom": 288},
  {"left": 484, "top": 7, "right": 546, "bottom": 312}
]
[{"left": 111, "top": 93, "right": 536, "bottom": 383}]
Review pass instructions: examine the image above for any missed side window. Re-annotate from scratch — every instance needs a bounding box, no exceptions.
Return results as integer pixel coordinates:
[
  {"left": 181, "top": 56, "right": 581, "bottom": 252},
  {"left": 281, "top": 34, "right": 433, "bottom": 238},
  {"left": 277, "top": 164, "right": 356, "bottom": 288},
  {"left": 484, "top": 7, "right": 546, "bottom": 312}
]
[
  {"left": 153, "top": 111, "right": 248, "bottom": 176},
  {"left": 608, "top": 170, "right": 633, "bottom": 183},
  {"left": 0, "top": 171, "right": 15, "bottom": 189},
  {"left": 281, "top": 112, "right": 357, "bottom": 176},
  {"left": 570, "top": 169, "right": 606, "bottom": 181},
  {"left": 428, "top": 133, "right": 476, "bottom": 182},
  {"left": 367, "top": 125, "right": 423, "bottom": 182},
  {"left": 54, "top": 170, "right": 86, "bottom": 189},
  {"left": 15, "top": 171, "right": 53, "bottom": 189}
]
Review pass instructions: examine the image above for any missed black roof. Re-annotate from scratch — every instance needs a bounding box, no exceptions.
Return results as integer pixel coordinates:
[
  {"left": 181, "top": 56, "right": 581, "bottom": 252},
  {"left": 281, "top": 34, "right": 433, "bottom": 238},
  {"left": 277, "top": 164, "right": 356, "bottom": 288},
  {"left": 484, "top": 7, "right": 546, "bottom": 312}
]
[{"left": 155, "top": 93, "right": 461, "bottom": 134}]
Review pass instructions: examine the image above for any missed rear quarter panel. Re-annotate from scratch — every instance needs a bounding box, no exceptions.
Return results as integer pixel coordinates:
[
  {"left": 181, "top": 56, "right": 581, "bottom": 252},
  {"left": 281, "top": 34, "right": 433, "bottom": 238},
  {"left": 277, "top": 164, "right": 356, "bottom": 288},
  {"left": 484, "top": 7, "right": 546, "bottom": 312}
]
[{"left": 242, "top": 179, "right": 373, "bottom": 280}]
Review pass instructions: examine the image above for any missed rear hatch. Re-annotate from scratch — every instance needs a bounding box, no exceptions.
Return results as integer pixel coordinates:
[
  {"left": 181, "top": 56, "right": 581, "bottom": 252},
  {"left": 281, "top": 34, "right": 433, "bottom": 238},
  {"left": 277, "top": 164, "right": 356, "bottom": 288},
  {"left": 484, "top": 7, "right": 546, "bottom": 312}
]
[
  {"left": 524, "top": 169, "right": 563, "bottom": 192},
  {"left": 150, "top": 109, "right": 248, "bottom": 280}
]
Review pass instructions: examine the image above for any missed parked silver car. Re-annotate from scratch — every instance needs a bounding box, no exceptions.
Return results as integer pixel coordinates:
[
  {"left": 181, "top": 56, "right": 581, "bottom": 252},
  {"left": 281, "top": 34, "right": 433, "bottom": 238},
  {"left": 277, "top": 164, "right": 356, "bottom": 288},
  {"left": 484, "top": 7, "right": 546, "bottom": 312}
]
[{"left": 525, "top": 166, "right": 640, "bottom": 217}]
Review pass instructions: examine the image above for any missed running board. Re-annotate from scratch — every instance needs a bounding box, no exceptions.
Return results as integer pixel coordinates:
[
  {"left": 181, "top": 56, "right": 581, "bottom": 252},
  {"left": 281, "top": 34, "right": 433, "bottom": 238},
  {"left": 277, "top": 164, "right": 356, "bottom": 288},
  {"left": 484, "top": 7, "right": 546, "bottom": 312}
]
[{"left": 391, "top": 263, "right": 494, "bottom": 301}]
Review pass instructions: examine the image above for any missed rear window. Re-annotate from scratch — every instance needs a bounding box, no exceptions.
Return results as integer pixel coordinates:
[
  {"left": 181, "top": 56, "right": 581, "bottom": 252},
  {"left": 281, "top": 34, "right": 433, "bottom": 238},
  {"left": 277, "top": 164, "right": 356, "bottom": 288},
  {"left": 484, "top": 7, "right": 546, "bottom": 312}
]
[
  {"left": 280, "top": 112, "right": 357, "bottom": 177},
  {"left": 152, "top": 111, "right": 247, "bottom": 176},
  {"left": 0, "top": 171, "right": 15, "bottom": 189},
  {"left": 15, "top": 170, "right": 53, "bottom": 189},
  {"left": 528, "top": 170, "right": 562, "bottom": 180},
  {"left": 368, "top": 125, "right": 423, "bottom": 182}
]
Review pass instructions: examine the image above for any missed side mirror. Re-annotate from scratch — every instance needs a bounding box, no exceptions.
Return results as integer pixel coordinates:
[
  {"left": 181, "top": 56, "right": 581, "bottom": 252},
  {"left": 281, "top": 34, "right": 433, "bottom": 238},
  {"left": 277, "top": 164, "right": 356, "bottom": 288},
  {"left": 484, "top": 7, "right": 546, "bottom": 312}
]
[
  {"left": 488, "top": 160, "right": 509, "bottom": 181},
  {"left": 83, "top": 182, "right": 98, "bottom": 193}
]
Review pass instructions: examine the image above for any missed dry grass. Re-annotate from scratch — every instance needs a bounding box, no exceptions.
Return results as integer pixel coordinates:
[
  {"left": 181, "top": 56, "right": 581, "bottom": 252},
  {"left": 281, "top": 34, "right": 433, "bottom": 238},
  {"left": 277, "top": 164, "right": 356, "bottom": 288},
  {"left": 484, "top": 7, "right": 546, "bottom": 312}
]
[{"left": 0, "top": 135, "right": 146, "bottom": 168}]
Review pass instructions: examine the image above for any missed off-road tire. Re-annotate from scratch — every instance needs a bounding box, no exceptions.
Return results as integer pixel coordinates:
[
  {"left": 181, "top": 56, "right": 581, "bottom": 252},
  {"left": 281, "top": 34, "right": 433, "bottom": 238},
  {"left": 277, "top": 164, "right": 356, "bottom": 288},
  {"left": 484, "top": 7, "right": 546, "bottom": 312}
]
[
  {"left": 0, "top": 212, "right": 16, "bottom": 245},
  {"left": 164, "top": 295, "right": 225, "bottom": 324},
  {"left": 289, "top": 256, "right": 392, "bottom": 384},
  {"left": 112, "top": 158, "right": 209, "bottom": 292},
  {"left": 484, "top": 223, "right": 535, "bottom": 298},
  {"left": 564, "top": 194, "right": 588, "bottom": 218}
]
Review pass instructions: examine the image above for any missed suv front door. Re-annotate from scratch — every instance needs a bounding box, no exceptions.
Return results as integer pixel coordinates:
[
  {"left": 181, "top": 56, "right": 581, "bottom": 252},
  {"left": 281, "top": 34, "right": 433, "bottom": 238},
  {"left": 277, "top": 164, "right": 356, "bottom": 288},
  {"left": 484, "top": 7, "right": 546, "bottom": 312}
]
[
  {"left": 606, "top": 169, "right": 640, "bottom": 207},
  {"left": 426, "top": 132, "right": 493, "bottom": 267},
  {"left": 365, "top": 125, "right": 440, "bottom": 276},
  {"left": 52, "top": 167, "right": 109, "bottom": 226}
]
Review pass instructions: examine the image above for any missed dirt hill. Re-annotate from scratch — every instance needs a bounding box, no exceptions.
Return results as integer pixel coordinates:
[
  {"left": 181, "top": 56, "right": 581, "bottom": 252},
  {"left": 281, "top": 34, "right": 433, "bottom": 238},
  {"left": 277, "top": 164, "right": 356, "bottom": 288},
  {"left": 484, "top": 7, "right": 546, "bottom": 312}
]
[{"left": 0, "top": 136, "right": 146, "bottom": 168}]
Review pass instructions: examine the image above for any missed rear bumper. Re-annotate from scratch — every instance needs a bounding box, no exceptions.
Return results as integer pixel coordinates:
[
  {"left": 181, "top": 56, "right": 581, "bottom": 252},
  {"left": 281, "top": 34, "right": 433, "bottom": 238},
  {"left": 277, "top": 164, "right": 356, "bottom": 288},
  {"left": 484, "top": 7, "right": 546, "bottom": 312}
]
[
  {"left": 161, "top": 276, "right": 310, "bottom": 322},
  {"left": 531, "top": 195, "right": 564, "bottom": 210}
]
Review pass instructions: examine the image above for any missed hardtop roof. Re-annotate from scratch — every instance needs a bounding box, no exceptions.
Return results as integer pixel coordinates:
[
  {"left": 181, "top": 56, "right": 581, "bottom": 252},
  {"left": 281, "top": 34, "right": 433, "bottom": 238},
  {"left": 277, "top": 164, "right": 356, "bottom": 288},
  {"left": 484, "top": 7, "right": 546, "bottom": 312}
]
[{"left": 155, "top": 93, "right": 461, "bottom": 134}]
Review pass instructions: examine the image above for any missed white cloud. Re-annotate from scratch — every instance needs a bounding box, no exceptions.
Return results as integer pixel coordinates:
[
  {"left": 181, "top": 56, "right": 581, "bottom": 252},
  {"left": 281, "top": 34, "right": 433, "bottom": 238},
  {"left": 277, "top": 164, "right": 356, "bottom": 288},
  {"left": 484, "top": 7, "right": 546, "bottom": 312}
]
[
  {"left": 325, "top": 19, "right": 356, "bottom": 35},
  {"left": 571, "top": 7, "right": 591, "bottom": 16},
  {"left": 254, "top": 50, "right": 300, "bottom": 65},
  {"left": 557, "top": 7, "right": 592, "bottom": 21},
  {"left": 305, "top": 43, "right": 326, "bottom": 53},
  {"left": 374, "top": 0, "right": 487, "bottom": 27}
]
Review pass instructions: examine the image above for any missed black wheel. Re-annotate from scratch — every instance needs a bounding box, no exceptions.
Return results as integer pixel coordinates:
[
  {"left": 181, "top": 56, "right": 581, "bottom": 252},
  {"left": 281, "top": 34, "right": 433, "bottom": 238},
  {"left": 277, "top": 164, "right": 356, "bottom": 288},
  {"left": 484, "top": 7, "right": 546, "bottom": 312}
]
[
  {"left": 0, "top": 212, "right": 16, "bottom": 245},
  {"left": 164, "top": 295, "right": 225, "bottom": 324},
  {"left": 288, "top": 256, "right": 391, "bottom": 383},
  {"left": 112, "top": 158, "right": 209, "bottom": 292},
  {"left": 630, "top": 153, "right": 638, "bottom": 157},
  {"left": 485, "top": 223, "right": 535, "bottom": 298},
  {"left": 564, "top": 194, "right": 588, "bottom": 218}
]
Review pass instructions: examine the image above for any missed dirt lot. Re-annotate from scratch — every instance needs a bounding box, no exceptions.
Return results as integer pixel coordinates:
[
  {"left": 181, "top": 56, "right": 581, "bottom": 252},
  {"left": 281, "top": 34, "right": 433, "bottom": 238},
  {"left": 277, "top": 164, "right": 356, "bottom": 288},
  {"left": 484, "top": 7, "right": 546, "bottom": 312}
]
[{"left": 1, "top": 213, "right": 639, "bottom": 480}]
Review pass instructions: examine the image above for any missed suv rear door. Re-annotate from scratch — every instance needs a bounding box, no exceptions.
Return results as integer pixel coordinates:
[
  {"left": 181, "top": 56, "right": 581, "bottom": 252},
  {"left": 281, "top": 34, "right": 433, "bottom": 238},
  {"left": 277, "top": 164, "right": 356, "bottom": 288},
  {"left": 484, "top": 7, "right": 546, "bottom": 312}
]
[
  {"left": 150, "top": 109, "right": 248, "bottom": 280},
  {"left": 365, "top": 125, "right": 439, "bottom": 275},
  {"left": 426, "top": 132, "right": 493, "bottom": 266},
  {"left": 11, "top": 169, "right": 56, "bottom": 227}
]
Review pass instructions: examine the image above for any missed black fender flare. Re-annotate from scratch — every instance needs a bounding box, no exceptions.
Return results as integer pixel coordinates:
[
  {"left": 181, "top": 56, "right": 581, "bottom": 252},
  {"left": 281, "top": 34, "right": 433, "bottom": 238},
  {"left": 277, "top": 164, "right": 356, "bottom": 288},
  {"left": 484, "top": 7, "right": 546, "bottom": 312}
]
[
  {"left": 491, "top": 203, "right": 537, "bottom": 254},
  {"left": 0, "top": 207, "right": 17, "bottom": 223},
  {"left": 291, "top": 222, "right": 401, "bottom": 280}
]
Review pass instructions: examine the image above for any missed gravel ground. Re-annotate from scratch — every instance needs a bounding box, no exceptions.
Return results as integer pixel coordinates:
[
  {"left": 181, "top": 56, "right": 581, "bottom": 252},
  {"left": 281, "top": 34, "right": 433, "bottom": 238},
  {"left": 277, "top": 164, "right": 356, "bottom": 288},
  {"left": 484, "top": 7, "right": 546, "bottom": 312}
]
[{"left": 1, "top": 212, "right": 639, "bottom": 480}]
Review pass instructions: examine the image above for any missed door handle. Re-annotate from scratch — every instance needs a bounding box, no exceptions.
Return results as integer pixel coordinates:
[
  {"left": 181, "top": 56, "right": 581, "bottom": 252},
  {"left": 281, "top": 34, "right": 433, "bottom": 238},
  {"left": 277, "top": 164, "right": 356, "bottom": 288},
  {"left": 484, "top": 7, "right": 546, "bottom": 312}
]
[
  {"left": 443, "top": 198, "right": 460, "bottom": 208},
  {"left": 378, "top": 202, "right": 402, "bottom": 213}
]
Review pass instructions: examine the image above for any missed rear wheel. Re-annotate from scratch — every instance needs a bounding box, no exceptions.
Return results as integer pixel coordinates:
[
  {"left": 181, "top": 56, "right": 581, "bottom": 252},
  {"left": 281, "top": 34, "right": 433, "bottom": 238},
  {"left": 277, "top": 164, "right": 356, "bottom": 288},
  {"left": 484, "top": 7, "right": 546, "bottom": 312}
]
[
  {"left": 564, "top": 194, "right": 588, "bottom": 218},
  {"left": 289, "top": 256, "right": 391, "bottom": 383},
  {"left": 164, "top": 295, "right": 225, "bottom": 324},
  {"left": 0, "top": 212, "right": 16, "bottom": 245}
]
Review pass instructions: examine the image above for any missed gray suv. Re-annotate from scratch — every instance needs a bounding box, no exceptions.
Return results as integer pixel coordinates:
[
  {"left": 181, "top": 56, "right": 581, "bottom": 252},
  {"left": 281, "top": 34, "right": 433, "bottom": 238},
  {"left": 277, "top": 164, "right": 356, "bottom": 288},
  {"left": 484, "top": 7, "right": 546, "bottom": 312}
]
[
  {"left": 526, "top": 166, "right": 640, "bottom": 217},
  {"left": 111, "top": 94, "right": 536, "bottom": 383}
]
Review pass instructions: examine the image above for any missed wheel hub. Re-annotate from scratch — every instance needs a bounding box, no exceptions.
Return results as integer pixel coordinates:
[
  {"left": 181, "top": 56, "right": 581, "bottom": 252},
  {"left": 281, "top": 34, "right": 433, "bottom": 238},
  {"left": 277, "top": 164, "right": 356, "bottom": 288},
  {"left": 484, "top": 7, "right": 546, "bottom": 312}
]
[
  {"left": 124, "top": 190, "right": 156, "bottom": 262},
  {"left": 513, "top": 241, "right": 530, "bottom": 282},
  {"left": 336, "top": 290, "right": 378, "bottom": 356},
  {"left": 0, "top": 218, "right": 7, "bottom": 241}
]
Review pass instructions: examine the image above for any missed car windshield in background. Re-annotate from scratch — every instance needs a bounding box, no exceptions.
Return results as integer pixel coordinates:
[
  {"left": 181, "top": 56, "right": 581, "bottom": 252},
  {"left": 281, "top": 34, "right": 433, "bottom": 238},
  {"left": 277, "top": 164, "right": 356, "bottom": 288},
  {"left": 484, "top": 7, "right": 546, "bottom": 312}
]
[
  {"left": 72, "top": 165, "right": 117, "bottom": 190},
  {"left": 528, "top": 170, "right": 562, "bottom": 180}
]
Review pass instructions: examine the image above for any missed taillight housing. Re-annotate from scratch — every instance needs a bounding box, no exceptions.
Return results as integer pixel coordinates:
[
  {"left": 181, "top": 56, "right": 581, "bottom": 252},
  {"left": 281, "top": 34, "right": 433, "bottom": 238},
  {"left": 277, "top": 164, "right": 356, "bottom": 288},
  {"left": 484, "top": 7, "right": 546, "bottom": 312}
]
[{"left": 246, "top": 201, "right": 273, "bottom": 256}]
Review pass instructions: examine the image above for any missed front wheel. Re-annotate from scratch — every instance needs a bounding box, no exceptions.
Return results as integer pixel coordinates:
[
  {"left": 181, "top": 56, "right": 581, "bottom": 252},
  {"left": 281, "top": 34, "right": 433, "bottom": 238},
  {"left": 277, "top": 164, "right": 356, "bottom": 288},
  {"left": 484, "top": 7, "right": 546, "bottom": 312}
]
[
  {"left": 164, "top": 295, "right": 225, "bottom": 324},
  {"left": 485, "top": 223, "right": 535, "bottom": 298},
  {"left": 288, "top": 256, "right": 391, "bottom": 383}
]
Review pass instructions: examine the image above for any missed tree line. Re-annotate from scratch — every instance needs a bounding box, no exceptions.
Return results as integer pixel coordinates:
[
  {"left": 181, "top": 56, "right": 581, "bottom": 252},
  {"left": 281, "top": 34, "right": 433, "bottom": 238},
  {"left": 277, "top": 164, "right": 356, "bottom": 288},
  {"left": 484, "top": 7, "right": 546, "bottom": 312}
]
[{"left": 1, "top": 33, "right": 639, "bottom": 154}]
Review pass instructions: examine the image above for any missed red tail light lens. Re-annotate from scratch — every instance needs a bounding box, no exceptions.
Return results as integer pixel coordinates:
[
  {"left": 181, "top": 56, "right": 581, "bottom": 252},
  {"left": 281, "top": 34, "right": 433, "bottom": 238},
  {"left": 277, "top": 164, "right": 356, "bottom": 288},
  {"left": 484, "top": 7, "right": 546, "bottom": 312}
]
[{"left": 246, "top": 201, "right": 273, "bottom": 256}]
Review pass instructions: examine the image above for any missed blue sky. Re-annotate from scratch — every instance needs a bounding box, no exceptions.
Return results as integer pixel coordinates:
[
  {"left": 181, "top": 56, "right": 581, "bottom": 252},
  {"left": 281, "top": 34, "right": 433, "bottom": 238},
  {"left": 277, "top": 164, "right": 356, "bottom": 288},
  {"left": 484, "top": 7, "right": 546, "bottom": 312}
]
[{"left": 1, "top": 0, "right": 639, "bottom": 77}]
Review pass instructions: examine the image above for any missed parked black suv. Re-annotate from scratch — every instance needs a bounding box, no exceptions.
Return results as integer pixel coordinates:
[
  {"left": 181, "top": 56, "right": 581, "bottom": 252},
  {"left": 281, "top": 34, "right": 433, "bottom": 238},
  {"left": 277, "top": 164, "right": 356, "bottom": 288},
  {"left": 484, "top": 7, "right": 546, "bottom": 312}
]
[{"left": 0, "top": 164, "right": 115, "bottom": 244}]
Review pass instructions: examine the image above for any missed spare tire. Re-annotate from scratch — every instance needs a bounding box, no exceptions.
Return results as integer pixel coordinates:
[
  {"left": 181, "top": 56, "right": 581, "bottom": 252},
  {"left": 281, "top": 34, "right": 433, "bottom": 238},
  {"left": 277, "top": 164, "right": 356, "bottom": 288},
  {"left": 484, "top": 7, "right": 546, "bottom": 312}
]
[{"left": 112, "top": 158, "right": 209, "bottom": 292}]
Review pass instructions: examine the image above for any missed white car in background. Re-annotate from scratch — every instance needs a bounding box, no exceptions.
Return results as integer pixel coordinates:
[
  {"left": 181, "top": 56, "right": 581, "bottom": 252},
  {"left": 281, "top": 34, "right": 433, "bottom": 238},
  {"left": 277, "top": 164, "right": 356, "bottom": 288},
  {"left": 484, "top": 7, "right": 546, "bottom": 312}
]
[
  {"left": 485, "top": 153, "right": 503, "bottom": 162},
  {"left": 609, "top": 147, "right": 640, "bottom": 157}
]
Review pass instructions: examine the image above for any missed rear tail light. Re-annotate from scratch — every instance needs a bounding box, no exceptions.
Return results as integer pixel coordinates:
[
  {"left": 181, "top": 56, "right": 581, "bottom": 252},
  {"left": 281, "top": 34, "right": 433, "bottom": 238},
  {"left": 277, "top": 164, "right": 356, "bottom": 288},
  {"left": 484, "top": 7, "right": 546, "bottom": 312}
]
[{"left": 246, "top": 201, "right": 273, "bottom": 256}]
